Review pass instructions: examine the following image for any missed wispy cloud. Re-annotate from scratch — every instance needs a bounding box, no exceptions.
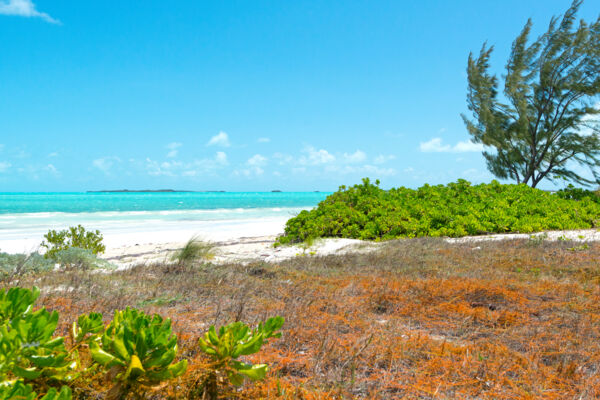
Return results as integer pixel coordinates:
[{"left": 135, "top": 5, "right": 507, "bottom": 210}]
[
  {"left": 235, "top": 154, "right": 267, "bottom": 177},
  {"left": 298, "top": 146, "right": 335, "bottom": 166},
  {"left": 343, "top": 150, "right": 366, "bottom": 164},
  {"left": 145, "top": 152, "right": 228, "bottom": 177},
  {"left": 207, "top": 131, "right": 230, "bottom": 147},
  {"left": 419, "top": 137, "right": 483, "bottom": 153},
  {"left": 0, "top": 0, "right": 60, "bottom": 24},
  {"left": 0, "top": 161, "right": 11, "bottom": 173},
  {"left": 257, "top": 137, "right": 270, "bottom": 143},
  {"left": 92, "top": 156, "right": 120, "bottom": 174},
  {"left": 166, "top": 142, "right": 182, "bottom": 158},
  {"left": 373, "top": 154, "right": 396, "bottom": 164}
]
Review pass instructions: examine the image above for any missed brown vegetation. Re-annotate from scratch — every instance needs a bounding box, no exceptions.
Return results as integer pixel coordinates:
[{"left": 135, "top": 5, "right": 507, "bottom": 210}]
[{"left": 6, "top": 237, "right": 600, "bottom": 399}]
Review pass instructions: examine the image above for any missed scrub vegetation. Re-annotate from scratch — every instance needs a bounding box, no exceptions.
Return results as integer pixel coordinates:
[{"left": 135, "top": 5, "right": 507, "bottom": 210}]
[
  {"left": 0, "top": 237, "right": 599, "bottom": 398},
  {"left": 277, "top": 179, "right": 600, "bottom": 245}
]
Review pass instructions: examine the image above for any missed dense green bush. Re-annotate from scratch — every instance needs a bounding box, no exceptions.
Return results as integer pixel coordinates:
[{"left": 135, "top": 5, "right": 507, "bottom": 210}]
[
  {"left": 41, "top": 225, "right": 106, "bottom": 260},
  {"left": 556, "top": 184, "right": 600, "bottom": 204},
  {"left": 277, "top": 179, "right": 600, "bottom": 244}
]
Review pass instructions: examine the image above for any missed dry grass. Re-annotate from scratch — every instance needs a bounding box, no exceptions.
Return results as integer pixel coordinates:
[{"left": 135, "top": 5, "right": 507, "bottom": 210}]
[{"left": 6, "top": 237, "right": 600, "bottom": 399}]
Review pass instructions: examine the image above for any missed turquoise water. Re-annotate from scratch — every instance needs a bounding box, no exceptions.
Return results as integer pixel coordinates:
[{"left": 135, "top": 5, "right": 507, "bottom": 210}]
[
  {"left": 0, "top": 192, "right": 328, "bottom": 214},
  {"left": 0, "top": 192, "right": 330, "bottom": 251}
]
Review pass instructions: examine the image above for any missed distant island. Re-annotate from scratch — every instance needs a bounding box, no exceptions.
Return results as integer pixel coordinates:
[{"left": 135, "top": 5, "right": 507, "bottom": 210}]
[{"left": 87, "top": 189, "right": 196, "bottom": 193}]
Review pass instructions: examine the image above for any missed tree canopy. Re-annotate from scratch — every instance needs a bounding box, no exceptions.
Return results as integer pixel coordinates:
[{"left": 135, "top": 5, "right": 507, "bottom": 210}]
[{"left": 463, "top": 0, "right": 600, "bottom": 187}]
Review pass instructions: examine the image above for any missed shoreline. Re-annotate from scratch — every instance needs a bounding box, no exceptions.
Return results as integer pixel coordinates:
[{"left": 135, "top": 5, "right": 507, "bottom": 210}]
[{"left": 2, "top": 226, "right": 598, "bottom": 269}]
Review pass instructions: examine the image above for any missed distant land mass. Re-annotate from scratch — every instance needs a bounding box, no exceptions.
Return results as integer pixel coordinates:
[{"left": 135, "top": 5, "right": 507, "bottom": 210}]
[{"left": 87, "top": 189, "right": 198, "bottom": 193}]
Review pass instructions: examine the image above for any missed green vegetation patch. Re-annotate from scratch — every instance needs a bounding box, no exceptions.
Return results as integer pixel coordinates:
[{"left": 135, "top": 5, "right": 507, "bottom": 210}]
[{"left": 277, "top": 179, "right": 600, "bottom": 244}]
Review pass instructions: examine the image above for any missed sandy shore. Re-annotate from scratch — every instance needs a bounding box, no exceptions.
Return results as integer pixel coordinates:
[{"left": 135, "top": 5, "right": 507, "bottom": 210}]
[
  {"left": 103, "top": 236, "right": 382, "bottom": 268},
  {"left": 101, "top": 227, "right": 600, "bottom": 268},
  {"left": 3, "top": 225, "right": 599, "bottom": 269}
]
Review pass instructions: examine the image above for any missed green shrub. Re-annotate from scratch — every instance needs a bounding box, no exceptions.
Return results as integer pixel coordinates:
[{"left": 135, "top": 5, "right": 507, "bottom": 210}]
[
  {"left": 89, "top": 307, "right": 187, "bottom": 399},
  {"left": 0, "top": 287, "right": 72, "bottom": 399},
  {"left": 195, "top": 316, "right": 284, "bottom": 399},
  {"left": 0, "top": 252, "right": 54, "bottom": 278},
  {"left": 41, "top": 225, "right": 106, "bottom": 260},
  {"left": 277, "top": 178, "right": 600, "bottom": 244},
  {"left": 0, "top": 381, "right": 71, "bottom": 400},
  {"left": 51, "top": 247, "right": 115, "bottom": 271}
]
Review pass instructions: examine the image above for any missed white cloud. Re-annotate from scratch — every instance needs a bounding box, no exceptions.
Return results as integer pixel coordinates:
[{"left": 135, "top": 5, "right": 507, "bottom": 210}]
[
  {"left": 325, "top": 164, "right": 396, "bottom": 177},
  {"left": 420, "top": 137, "right": 483, "bottom": 153},
  {"left": 0, "top": 0, "right": 60, "bottom": 24},
  {"left": 215, "top": 151, "right": 228, "bottom": 165},
  {"left": 47, "top": 152, "right": 59, "bottom": 157},
  {"left": 207, "top": 131, "right": 230, "bottom": 147},
  {"left": 0, "top": 161, "right": 11, "bottom": 172},
  {"left": 166, "top": 142, "right": 182, "bottom": 158},
  {"left": 44, "top": 164, "right": 58, "bottom": 175},
  {"left": 343, "top": 150, "right": 367, "bottom": 164},
  {"left": 298, "top": 146, "right": 335, "bottom": 165},
  {"left": 373, "top": 154, "right": 396, "bottom": 164},
  {"left": 145, "top": 152, "right": 228, "bottom": 177},
  {"left": 273, "top": 153, "right": 294, "bottom": 166},
  {"left": 92, "top": 156, "right": 120, "bottom": 174},
  {"left": 233, "top": 154, "right": 267, "bottom": 177},
  {"left": 579, "top": 102, "right": 599, "bottom": 137},
  {"left": 257, "top": 137, "right": 270, "bottom": 143},
  {"left": 247, "top": 154, "right": 267, "bottom": 167}
]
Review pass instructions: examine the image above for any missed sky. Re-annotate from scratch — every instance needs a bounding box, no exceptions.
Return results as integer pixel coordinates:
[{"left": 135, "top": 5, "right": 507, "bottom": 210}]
[{"left": 0, "top": 0, "right": 598, "bottom": 192}]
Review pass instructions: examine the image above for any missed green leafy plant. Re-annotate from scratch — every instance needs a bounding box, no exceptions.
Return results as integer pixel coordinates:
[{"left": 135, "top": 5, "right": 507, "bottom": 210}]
[
  {"left": 41, "top": 225, "right": 106, "bottom": 260},
  {"left": 0, "top": 380, "right": 71, "bottom": 400},
  {"left": 0, "top": 286, "right": 73, "bottom": 399},
  {"left": 277, "top": 179, "right": 600, "bottom": 244},
  {"left": 196, "top": 316, "right": 284, "bottom": 399},
  {"left": 89, "top": 307, "right": 187, "bottom": 399}
]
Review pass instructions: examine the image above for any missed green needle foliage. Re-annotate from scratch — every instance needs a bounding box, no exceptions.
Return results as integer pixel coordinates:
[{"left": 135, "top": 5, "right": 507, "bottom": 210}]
[
  {"left": 41, "top": 225, "right": 106, "bottom": 260},
  {"left": 276, "top": 178, "right": 600, "bottom": 244},
  {"left": 196, "top": 316, "right": 284, "bottom": 399},
  {"left": 89, "top": 307, "right": 187, "bottom": 400},
  {"left": 463, "top": 0, "right": 600, "bottom": 187}
]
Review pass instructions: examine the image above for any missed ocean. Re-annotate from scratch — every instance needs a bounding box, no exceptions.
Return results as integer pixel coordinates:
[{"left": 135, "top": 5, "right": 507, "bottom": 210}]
[{"left": 0, "top": 192, "right": 329, "bottom": 253}]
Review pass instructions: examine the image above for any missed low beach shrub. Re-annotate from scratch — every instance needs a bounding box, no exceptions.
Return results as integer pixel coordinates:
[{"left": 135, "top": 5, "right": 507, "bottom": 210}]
[
  {"left": 0, "top": 252, "right": 54, "bottom": 278},
  {"left": 194, "top": 316, "right": 284, "bottom": 399},
  {"left": 41, "top": 225, "right": 106, "bottom": 260},
  {"left": 277, "top": 178, "right": 600, "bottom": 244},
  {"left": 90, "top": 307, "right": 188, "bottom": 399},
  {"left": 0, "top": 287, "right": 73, "bottom": 399},
  {"left": 51, "top": 247, "right": 115, "bottom": 270}
]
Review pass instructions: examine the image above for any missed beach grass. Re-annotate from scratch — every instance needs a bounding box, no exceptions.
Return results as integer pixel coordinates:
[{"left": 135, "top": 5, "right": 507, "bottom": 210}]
[{"left": 4, "top": 237, "right": 600, "bottom": 398}]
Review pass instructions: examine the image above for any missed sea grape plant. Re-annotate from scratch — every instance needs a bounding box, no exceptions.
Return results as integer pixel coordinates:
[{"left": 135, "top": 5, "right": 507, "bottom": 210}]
[
  {"left": 0, "top": 381, "right": 71, "bottom": 400},
  {"left": 277, "top": 178, "right": 600, "bottom": 244},
  {"left": 0, "top": 286, "right": 73, "bottom": 399},
  {"left": 89, "top": 307, "right": 187, "bottom": 399},
  {"left": 197, "top": 316, "right": 284, "bottom": 399},
  {"left": 41, "top": 225, "right": 106, "bottom": 259}
]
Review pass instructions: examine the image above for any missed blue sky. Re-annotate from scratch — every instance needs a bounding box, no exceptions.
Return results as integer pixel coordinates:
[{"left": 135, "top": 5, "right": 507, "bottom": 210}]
[{"left": 0, "top": 0, "right": 598, "bottom": 191}]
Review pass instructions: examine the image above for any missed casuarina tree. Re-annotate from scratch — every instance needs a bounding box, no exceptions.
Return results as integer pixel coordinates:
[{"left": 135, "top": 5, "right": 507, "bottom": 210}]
[{"left": 463, "top": 0, "right": 600, "bottom": 187}]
